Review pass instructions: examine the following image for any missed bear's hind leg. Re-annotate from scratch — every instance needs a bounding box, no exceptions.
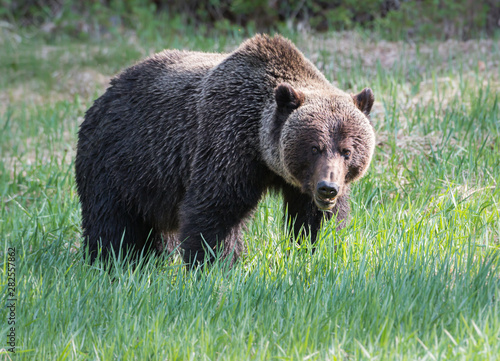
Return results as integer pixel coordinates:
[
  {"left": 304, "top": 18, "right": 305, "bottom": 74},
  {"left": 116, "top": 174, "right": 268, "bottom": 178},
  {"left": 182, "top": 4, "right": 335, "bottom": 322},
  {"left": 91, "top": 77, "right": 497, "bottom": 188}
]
[{"left": 81, "top": 199, "right": 156, "bottom": 264}]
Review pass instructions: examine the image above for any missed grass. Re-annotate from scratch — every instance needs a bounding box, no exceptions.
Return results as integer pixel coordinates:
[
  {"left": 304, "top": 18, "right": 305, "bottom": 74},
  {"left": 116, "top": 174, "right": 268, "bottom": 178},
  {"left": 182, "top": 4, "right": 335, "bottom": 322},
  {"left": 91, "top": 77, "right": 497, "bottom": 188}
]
[{"left": 0, "top": 25, "right": 499, "bottom": 360}]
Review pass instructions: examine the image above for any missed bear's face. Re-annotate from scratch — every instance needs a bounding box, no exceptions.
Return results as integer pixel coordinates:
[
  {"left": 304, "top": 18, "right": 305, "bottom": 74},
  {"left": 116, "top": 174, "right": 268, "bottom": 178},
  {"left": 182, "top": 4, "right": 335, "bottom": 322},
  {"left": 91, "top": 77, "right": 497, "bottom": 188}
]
[{"left": 269, "top": 83, "right": 375, "bottom": 211}]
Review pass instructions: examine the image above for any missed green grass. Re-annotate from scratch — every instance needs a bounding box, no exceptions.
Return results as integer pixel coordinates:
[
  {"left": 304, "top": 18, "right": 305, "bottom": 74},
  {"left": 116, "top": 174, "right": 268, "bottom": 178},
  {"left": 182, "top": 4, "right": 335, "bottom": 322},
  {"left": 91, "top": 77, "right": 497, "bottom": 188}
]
[{"left": 1, "top": 27, "right": 499, "bottom": 360}]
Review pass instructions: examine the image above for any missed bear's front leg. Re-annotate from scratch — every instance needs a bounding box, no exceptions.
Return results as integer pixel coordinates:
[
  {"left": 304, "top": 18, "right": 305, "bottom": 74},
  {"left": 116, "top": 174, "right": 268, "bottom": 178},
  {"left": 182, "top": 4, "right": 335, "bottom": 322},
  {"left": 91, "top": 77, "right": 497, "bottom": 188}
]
[
  {"left": 282, "top": 184, "right": 350, "bottom": 244},
  {"left": 178, "top": 163, "right": 267, "bottom": 267}
]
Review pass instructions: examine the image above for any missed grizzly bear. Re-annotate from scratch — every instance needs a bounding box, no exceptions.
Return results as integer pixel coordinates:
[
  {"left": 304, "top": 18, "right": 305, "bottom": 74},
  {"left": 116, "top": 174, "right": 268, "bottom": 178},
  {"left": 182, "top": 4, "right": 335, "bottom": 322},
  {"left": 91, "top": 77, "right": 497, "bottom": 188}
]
[{"left": 75, "top": 34, "right": 376, "bottom": 267}]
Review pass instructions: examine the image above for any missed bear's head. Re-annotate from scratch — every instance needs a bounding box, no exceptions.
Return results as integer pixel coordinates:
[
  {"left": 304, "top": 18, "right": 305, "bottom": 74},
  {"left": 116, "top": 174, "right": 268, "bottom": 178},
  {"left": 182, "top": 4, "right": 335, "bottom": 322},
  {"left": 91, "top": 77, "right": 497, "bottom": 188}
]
[{"left": 261, "top": 83, "right": 376, "bottom": 211}]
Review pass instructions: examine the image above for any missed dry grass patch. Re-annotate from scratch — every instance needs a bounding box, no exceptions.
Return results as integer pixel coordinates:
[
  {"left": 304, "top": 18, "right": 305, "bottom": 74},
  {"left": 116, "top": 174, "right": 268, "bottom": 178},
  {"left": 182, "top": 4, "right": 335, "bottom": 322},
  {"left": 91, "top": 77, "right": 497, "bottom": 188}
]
[
  {"left": 302, "top": 33, "right": 499, "bottom": 75},
  {"left": 0, "top": 68, "right": 110, "bottom": 112}
]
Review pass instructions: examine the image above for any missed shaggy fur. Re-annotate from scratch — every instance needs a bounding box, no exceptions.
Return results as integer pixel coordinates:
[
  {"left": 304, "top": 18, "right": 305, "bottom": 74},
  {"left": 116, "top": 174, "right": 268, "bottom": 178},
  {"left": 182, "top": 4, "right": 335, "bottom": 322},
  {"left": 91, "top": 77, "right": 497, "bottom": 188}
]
[{"left": 75, "top": 34, "right": 376, "bottom": 266}]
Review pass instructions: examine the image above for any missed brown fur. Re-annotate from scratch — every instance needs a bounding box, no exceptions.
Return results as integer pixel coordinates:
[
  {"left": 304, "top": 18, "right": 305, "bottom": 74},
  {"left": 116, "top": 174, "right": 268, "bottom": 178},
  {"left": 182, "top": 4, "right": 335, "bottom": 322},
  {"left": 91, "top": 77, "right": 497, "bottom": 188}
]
[{"left": 75, "top": 34, "right": 376, "bottom": 267}]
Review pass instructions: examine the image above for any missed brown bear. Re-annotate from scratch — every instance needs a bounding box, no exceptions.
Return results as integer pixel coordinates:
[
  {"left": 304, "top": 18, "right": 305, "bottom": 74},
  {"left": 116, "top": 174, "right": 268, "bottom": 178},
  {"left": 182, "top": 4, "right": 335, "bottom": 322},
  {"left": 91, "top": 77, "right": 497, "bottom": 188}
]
[{"left": 75, "top": 34, "right": 376, "bottom": 267}]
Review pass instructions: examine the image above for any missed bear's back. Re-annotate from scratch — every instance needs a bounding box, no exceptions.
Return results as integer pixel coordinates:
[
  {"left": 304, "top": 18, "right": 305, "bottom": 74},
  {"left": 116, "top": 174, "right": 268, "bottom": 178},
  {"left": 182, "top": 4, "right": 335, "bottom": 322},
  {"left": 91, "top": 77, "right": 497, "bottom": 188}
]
[
  {"left": 109, "top": 50, "right": 226, "bottom": 100},
  {"left": 77, "top": 50, "right": 227, "bottom": 223}
]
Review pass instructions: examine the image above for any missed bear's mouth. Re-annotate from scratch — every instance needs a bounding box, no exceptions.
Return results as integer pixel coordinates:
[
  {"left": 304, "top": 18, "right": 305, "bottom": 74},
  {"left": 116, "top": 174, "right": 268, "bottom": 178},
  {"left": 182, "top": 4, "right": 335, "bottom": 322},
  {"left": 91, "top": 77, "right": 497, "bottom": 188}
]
[{"left": 314, "top": 196, "right": 337, "bottom": 211}]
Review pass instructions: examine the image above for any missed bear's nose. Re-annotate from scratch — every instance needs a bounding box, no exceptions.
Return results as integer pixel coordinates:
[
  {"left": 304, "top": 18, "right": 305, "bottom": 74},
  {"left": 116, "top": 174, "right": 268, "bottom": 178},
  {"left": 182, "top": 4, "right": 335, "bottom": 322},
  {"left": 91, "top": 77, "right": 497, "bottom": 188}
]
[{"left": 317, "top": 181, "right": 339, "bottom": 199}]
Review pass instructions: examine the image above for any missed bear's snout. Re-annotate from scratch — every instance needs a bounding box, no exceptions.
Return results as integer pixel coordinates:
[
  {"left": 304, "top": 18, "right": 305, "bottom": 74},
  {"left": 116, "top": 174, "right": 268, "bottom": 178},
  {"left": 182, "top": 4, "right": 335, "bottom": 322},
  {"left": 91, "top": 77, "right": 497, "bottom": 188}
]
[
  {"left": 309, "top": 154, "right": 346, "bottom": 210},
  {"left": 314, "top": 180, "right": 340, "bottom": 210},
  {"left": 316, "top": 181, "right": 339, "bottom": 199}
]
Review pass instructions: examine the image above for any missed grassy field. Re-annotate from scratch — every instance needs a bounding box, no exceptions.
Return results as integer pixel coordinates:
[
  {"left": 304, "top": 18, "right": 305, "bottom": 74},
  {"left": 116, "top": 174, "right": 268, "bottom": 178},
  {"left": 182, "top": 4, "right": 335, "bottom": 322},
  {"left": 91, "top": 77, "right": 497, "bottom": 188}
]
[{"left": 1, "top": 27, "right": 499, "bottom": 360}]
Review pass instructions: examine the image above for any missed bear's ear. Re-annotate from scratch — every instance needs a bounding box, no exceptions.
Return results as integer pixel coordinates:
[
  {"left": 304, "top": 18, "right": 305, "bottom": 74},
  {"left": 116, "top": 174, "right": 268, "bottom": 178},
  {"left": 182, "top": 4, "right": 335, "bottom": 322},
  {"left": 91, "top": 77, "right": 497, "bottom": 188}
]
[
  {"left": 275, "top": 83, "right": 305, "bottom": 111},
  {"left": 352, "top": 88, "right": 374, "bottom": 116}
]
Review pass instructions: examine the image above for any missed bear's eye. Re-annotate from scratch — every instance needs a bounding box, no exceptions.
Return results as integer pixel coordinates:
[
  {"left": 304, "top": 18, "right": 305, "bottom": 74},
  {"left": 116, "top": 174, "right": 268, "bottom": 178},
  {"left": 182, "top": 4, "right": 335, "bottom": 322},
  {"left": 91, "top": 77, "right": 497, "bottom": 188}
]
[
  {"left": 311, "top": 147, "right": 319, "bottom": 155},
  {"left": 342, "top": 149, "right": 351, "bottom": 158}
]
